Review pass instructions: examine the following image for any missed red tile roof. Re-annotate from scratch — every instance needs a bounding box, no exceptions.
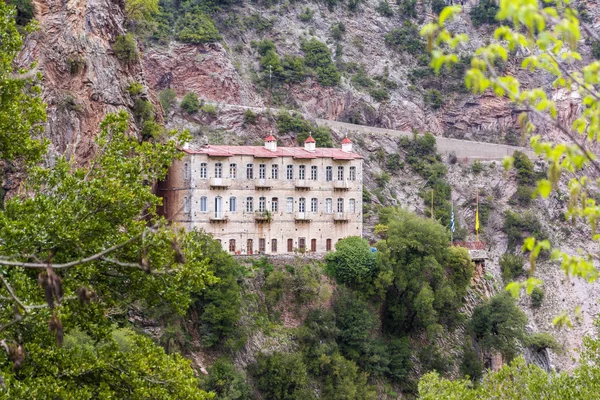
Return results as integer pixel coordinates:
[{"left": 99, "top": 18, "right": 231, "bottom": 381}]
[
  {"left": 182, "top": 145, "right": 362, "bottom": 160},
  {"left": 341, "top": 137, "right": 352, "bottom": 144},
  {"left": 265, "top": 135, "right": 276, "bottom": 142},
  {"left": 304, "top": 135, "right": 316, "bottom": 143}
]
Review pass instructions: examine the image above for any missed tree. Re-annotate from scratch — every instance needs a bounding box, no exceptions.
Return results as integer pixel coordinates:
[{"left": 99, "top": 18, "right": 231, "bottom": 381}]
[
  {"left": 250, "top": 352, "right": 312, "bottom": 400},
  {"left": 325, "top": 236, "right": 376, "bottom": 288},
  {"left": 124, "top": 0, "right": 159, "bottom": 35},
  {"left": 113, "top": 34, "right": 139, "bottom": 63},
  {"left": 175, "top": 10, "right": 221, "bottom": 44},
  {"left": 181, "top": 92, "right": 201, "bottom": 113}
]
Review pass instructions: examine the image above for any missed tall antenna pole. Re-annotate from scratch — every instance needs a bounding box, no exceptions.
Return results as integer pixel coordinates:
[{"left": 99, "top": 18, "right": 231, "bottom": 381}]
[{"left": 476, "top": 189, "right": 480, "bottom": 243}]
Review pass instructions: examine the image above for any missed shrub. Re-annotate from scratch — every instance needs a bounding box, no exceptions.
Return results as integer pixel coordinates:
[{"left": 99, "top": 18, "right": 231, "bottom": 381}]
[
  {"left": 386, "top": 153, "right": 403, "bottom": 172},
  {"left": 334, "top": 289, "right": 377, "bottom": 350},
  {"left": 370, "top": 88, "right": 390, "bottom": 102},
  {"left": 514, "top": 185, "right": 534, "bottom": 206},
  {"left": 448, "top": 151, "right": 457, "bottom": 164},
  {"left": 376, "top": 0, "right": 394, "bottom": 17},
  {"left": 158, "top": 88, "right": 177, "bottom": 115},
  {"left": 419, "top": 345, "right": 449, "bottom": 375},
  {"left": 243, "top": 109, "right": 258, "bottom": 124},
  {"left": 375, "top": 171, "right": 391, "bottom": 188},
  {"left": 133, "top": 98, "right": 154, "bottom": 123},
  {"left": 175, "top": 10, "right": 221, "bottom": 44},
  {"left": 113, "top": 34, "right": 138, "bottom": 62},
  {"left": 460, "top": 347, "right": 483, "bottom": 382},
  {"left": 504, "top": 210, "right": 546, "bottom": 250},
  {"left": 201, "top": 358, "right": 250, "bottom": 399},
  {"left": 250, "top": 352, "right": 311, "bottom": 400},
  {"left": 592, "top": 41, "right": 600, "bottom": 60},
  {"left": 513, "top": 150, "right": 535, "bottom": 186},
  {"left": 181, "top": 92, "right": 200, "bottom": 114},
  {"left": 330, "top": 22, "right": 346, "bottom": 41},
  {"left": 325, "top": 237, "right": 376, "bottom": 288},
  {"left": 201, "top": 103, "right": 217, "bottom": 115},
  {"left": 9, "top": 0, "right": 34, "bottom": 26},
  {"left": 431, "top": 0, "right": 446, "bottom": 14},
  {"left": 384, "top": 21, "right": 425, "bottom": 55},
  {"left": 127, "top": 82, "right": 144, "bottom": 96},
  {"left": 531, "top": 286, "right": 544, "bottom": 307},
  {"left": 277, "top": 111, "right": 334, "bottom": 147},
  {"left": 67, "top": 56, "right": 85, "bottom": 75},
  {"left": 243, "top": 13, "right": 274, "bottom": 32},
  {"left": 524, "top": 333, "right": 560, "bottom": 353},
  {"left": 500, "top": 253, "right": 525, "bottom": 282},
  {"left": 141, "top": 121, "right": 162, "bottom": 140},
  {"left": 470, "top": 0, "right": 499, "bottom": 27},
  {"left": 397, "top": 0, "right": 417, "bottom": 17},
  {"left": 471, "top": 160, "right": 484, "bottom": 174},
  {"left": 299, "top": 7, "right": 313, "bottom": 22},
  {"left": 301, "top": 39, "right": 340, "bottom": 86},
  {"left": 351, "top": 67, "right": 375, "bottom": 89},
  {"left": 263, "top": 269, "right": 287, "bottom": 309},
  {"left": 424, "top": 89, "right": 443, "bottom": 109}
]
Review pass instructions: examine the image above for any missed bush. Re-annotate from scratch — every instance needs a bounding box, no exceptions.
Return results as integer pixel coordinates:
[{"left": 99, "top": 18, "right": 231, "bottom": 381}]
[
  {"left": 470, "top": 0, "right": 499, "bottom": 27},
  {"left": 524, "top": 333, "right": 560, "bottom": 353},
  {"left": 431, "top": 0, "right": 446, "bottom": 14},
  {"left": 504, "top": 210, "right": 547, "bottom": 250},
  {"left": 325, "top": 237, "right": 376, "bottom": 288},
  {"left": 385, "top": 21, "right": 425, "bottom": 55},
  {"left": 370, "top": 88, "right": 390, "bottom": 102},
  {"left": 9, "top": 0, "right": 34, "bottom": 26},
  {"left": 201, "top": 103, "right": 217, "bottom": 115},
  {"left": 397, "top": 0, "right": 417, "bottom": 18},
  {"left": 351, "top": 67, "right": 375, "bottom": 89},
  {"left": 531, "top": 286, "right": 544, "bottom": 307},
  {"left": 301, "top": 39, "right": 340, "bottom": 86},
  {"left": 158, "top": 88, "right": 177, "bottom": 115},
  {"left": 243, "top": 13, "right": 274, "bottom": 32},
  {"left": 175, "top": 10, "right": 221, "bottom": 44},
  {"left": 513, "top": 150, "right": 535, "bottom": 186},
  {"left": 141, "top": 121, "right": 162, "bottom": 140},
  {"left": 419, "top": 345, "right": 449, "bottom": 375},
  {"left": 264, "top": 269, "right": 287, "bottom": 310},
  {"left": 299, "top": 7, "right": 313, "bottom": 22},
  {"left": 470, "top": 294, "right": 527, "bottom": 361},
  {"left": 514, "top": 185, "right": 534, "bottom": 206},
  {"left": 277, "top": 110, "right": 334, "bottom": 147},
  {"left": 201, "top": 358, "right": 250, "bottom": 400},
  {"left": 334, "top": 289, "right": 377, "bottom": 352},
  {"left": 181, "top": 92, "right": 200, "bottom": 114},
  {"left": 250, "top": 352, "right": 311, "bottom": 400},
  {"left": 592, "top": 41, "right": 600, "bottom": 60},
  {"left": 471, "top": 160, "right": 484, "bottom": 174},
  {"left": 376, "top": 0, "right": 394, "bottom": 17},
  {"left": 424, "top": 89, "right": 443, "bottom": 109},
  {"left": 67, "top": 56, "right": 85, "bottom": 75},
  {"left": 133, "top": 99, "right": 154, "bottom": 124},
  {"left": 460, "top": 347, "right": 483, "bottom": 382},
  {"left": 127, "top": 82, "right": 144, "bottom": 96},
  {"left": 330, "top": 22, "right": 346, "bottom": 41},
  {"left": 113, "top": 34, "right": 138, "bottom": 62},
  {"left": 243, "top": 109, "right": 258, "bottom": 124},
  {"left": 500, "top": 253, "right": 525, "bottom": 282}
]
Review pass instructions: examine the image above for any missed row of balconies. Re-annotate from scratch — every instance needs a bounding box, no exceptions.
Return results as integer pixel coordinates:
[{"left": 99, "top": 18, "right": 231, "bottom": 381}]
[
  {"left": 207, "top": 178, "right": 353, "bottom": 190},
  {"left": 207, "top": 211, "right": 351, "bottom": 223}
]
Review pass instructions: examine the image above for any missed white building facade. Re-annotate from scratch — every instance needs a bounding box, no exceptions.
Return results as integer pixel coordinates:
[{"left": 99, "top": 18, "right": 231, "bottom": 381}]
[{"left": 159, "top": 135, "right": 363, "bottom": 255}]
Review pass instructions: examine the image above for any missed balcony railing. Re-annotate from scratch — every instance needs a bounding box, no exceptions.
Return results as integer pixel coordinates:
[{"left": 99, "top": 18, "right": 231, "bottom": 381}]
[
  {"left": 209, "top": 178, "right": 230, "bottom": 188},
  {"left": 295, "top": 179, "right": 311, "bottom": 189},
  {"left": 295, "top": 212, "right": 311, "bottom": 222},
  {"left": 209, "top": 212, "right": 229, "bottom": 222},
  {"left": 254, "top": 211, "right": 271, "bottom": 222},
  {"left": 255, "top": 179, "right": 272, "bottom": 189},
  {"left": 333, "top": 212, "right": 350, "bottom": 222},
  {"left": 333, "top": 180, "right": 350, "bottom": 190}
]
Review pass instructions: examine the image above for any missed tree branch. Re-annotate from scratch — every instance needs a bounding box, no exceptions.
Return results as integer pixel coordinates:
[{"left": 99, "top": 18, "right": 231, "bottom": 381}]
[{"left": 100, "top": 257, "right": 177, "bottom": 275}]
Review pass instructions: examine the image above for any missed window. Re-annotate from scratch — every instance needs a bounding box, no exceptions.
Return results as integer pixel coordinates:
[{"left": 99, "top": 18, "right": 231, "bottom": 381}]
[
  {"left": 325, "top": 198, "right": 332, "bottom": 213},
  {"left": 259, "top": 197, "right": 266, "bottom": 212},
  {"left": 337, "top": 198, "right": 344, "bottom": 213},
  {"left": 326, "top": 166, "right": 332, "bottom": 181},
  {"left": 311, "top": 166, "right": 318, "bottom": 180},
  {"left": 286, "top": 197, "right": 293, "bottom": 213},
  {"left": 246, "top": 164, "right": 254, "bottom": 179},
  {"left": 200, "top": 163, "right": 207, "bottom": 179},
  {"left": 310, "top": 198, "right": 318, "bottom": 213},
  {"left": 229, "top": 196, "right": 236, "bottom": 212},
  {"left": 271, "top": 164, "right": 279, "bottom": 179},
  {"left": 349, "top": 166, "right": 356, "bottom": 181},
  {"left": 184, "top": 162, "right": 190, "bottom": 181},
  {"left": 259, "top": 238, "right": 266, "bottom": 253},
  {"left": 337, "top": 166, "right": 344, "bottom": 181},
  {"left": 184, "top": 196, "right": 191, "bottom": 213},
  {"left": 246, "top": 197, "right": 253, "bottom": 212},
  {"left": 247, "top": 239, "right": 253, "bottom": 255},
  {"left": 229, "top": 163, "right": 237, "bottom": 179},
  {"left": 349, "top": 198, "right": 356, "bottom": 213},
  {"left": 286, "top": 165, "right": 293, "bottom": 180},
  {"left": 311, "top": 239, "right": 317, "bottom": 252},
  {"left": 287, "top": 239, "right": 293, "bottom": 252},
  {"left": 271, "top": 197, "right": 278, "bottom": 212},
  {"left": 215, "top": 163, "right": 223, "bottom": 178},
  {"left": 229, "top": 239, "right": 236, "bottom": 252},
  {"left": 271, "top": 239, "right": 277, "bottom": 253},
  {"left": 259, "top": 164, "right": 266, "bottom": 179},
  {"left": 298, "top": 238, "right": 306, "bottom": 250},
  {"left": 299, "top": 165, "right": 306, "bottom": 180},
  {"left": 200, "top": 196, "right": 207, "bottom": 212},
  {"left": 326, "top": 239, "right": 332, "bottom": 251},
  {"left": 299, "top": 198, "right": 306, "bottom": 213}
]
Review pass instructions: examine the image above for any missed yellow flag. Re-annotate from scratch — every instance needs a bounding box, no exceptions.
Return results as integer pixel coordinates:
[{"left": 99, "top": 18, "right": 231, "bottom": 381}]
[{"left": 475, "top": 207, "right": 479, "bottom": 232}]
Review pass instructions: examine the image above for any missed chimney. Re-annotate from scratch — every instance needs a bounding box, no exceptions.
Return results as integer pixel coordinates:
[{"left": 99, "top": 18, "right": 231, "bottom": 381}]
[
  {"left": 341, "top": 136, "right": 352, "bottom": 153},
  {"left": 304, "top": 133, "right": 316, "bottom": 152},
  {"left": 264, "top": 135, "right": 277, "bottom": 152}
]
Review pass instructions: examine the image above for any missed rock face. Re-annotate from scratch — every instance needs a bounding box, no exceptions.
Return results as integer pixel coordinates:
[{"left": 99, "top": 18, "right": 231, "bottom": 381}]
[{"left": 18, "top": 0, "right": 147, "bottom": 162}]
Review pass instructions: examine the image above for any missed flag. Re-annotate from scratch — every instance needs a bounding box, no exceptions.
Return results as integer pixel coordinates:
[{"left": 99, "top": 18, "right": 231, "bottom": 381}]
[
  {"left": 475, "top": 205, "right": 480, "bottom": 232},
  {"left": 450, "top": 205, "right": 455, "bottom": 233}
]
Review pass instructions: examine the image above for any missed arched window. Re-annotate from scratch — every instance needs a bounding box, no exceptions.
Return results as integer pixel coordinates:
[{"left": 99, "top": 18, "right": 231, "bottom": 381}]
[
  {"left": 310, "top": 198, "right": 318, "bottom": 213},
  {"left": 325, "top": 198, "right": 332, "bottom": 213},
  {"left": 271, "top": 197, "right": 278, "bottom": 212},
  {"left": 299, "top": 197, "right": 306, "bottom": 213},
  {"left": 246, "top": 197, "right": 254, "bottom": 212},
  {"left": 200, "top": 163, "right": 207, "bottom": 179},
  {"left": 286, "top": 197, "right": 294, "bottom": 213},
  {"left": 298, "top": 165, "right": 306, "bottom": 180},
  {"left": 271, "top": 164, "right": 279, "bottom": 179},
  {"left": 337, "top": 166, "right": 344, "bottom": 181},
  {"left": 326, "top": 166, "right": 332, "bottom": 181},
  {"left": 326, "top": 239, "right": 332, "bottom": 251},
  {"left": 229, "top": 197, "right": 236, "bottom": 212},
  {"left": 200, "top": 196, "right": 207, "bottom": 212},
  {"left": 349, "top": 198, "right": 356, "bottom": 213},
  {"left": 337, "top": 198, "right": 344, "bottom": 213},
  {"left": 184, "top": 196, "right": 191, "bottom": 213},
  {"left": 259, "top": 164, "right": 266, "bottom": 179},
  {"left": 286, "top": 165, "right": 294, "bottom": 180},
  {"left": 311, "top": 166, "right": 318, "bottom": 180},
  {"left": 349, "top": 166, "right": 356, "bottom": 181},
  {"left": 246, "top": 164, "right": 254, "bottom": 179},
  {"left": 214, "top": 163, "right": 223, "bottom": 178},
  {"left": 259, "top": 197, "right": 266, "bottom": 212}
]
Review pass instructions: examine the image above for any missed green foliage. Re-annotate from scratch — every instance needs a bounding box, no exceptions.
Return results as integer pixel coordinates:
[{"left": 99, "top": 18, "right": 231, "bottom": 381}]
[
  {"left": 370, "top": 88, "right": 390, "bottom": 102},
  {"left": 424, "top": 89, "right": 443, "bottom": 109},
  {"left": 513, "top": 150, "right": 535, "bottom": 186},
  {"left": 351, "top": 66, "right": 375, "bottom": 88},
  {"left": 470, "top": 294, "right": 527, "bottom": 361},
  {"left": 299, "top": 7, "right": 313, "bottom": 22},
  {"left": 141, "top": 120, "right": 163, "bottom": 140},
  {"left": 124, "top": 0, "right": 159, "bottom": 35},
  {"left": 201, "top": 103, "right": 217, "bottom": 115},
  {"left": 7, "top": 0, "right": 33, "bottom": 26},
  {"left": 471, "top": 160, "right": 484, "bottom": 174},
  {"left": 376, "top": 0, "right": 393, "bottom": 17},
  {"left": 513, "top": 184, "right": 534, "bottom": 206},
  {"left": 243, "top": 109, "right": 258, "bottom": 124},
  {"left": 419, "top": 344, "right": 450, "bottom": 375},
  {"left": 592, "top": 41, "right": 600, "bottom": 60},
  {"left": 330, "top": 22, "right": 346, "bottom": 41},
  {"left": 113, "top": 34, "right": 138, "bottom": 63},
  {"left": 377, "top": 208, "right": 471, "bottom": 336},
  {"left": 500, "top": 253, "right": 525, "bottom": 282},
  {"left": 264, "top": 269, "right": 287, "bottom": 310},
  {"left": 250, "top": 352, "right": 312, "bottom": 400},
  {"left": 386, "top": 153, "right": 404, "bottom": 172},
  {"left": 276, "top": 110, "right": 334, "bottom": 147},
  {"left": 301, "top": 39, "right": 340, "bottom": 86},
  {"left": 531, "top": 286, "right": 544, "bottom": 307},
  {"left": 133, "top": 98, "right": 155, "bottom": 124},
  {"left": 127, "top": 81, "right": 145, "bottom": 96},
  {"left": 243, "top": 13, "right": 274, "bottom": 32},
  {"left": 469, "top": 0, "right": 499, "bottom": 27},
  {"left": 175, "top": 10, "right": 221, "bottom": 44},
  {"left": 504, "top": 210, "right": 546, "bottom": 250},
  {"left": 430, "top": 0, "right": 446, "bottom": 14},
  {"left": 67, "top": 55, "right": 86, "bottom": 75},
  {"left": 375, "top": 171, "right": 391, "bottom": 188},
  {"left": 460, "top": 347, "right": 484, "bottom": 382},
  {"left": 524, "top": 333, "right": 560, "bottom": 353},
  {"left": 181, "top": 92, "right": 201, "bottom": 114},
  {"left": 159, "top": 88, "right": 177, "bottom": 116},
  {"left": 202, "top": 357, "right": 250, "bottom": 399},
  {"left": 325, "top": 236, "right": 376, "bottom": 289},
  {"left": 385, "top": 21, "right": 425, "bottom": 56}
]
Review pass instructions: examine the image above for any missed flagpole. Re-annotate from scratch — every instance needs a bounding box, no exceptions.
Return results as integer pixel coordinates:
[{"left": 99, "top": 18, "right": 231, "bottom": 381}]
[
  {"left": 476, "top": 189, "right": 479, "bottom": 243},
  {"left": 450, "top": 202, "right": 454, "bottom": 243}
]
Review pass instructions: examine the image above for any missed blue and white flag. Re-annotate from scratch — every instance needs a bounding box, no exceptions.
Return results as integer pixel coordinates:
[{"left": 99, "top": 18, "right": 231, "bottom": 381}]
[{"left": 450, "top": 205, "right": 455, "bottom": 233}]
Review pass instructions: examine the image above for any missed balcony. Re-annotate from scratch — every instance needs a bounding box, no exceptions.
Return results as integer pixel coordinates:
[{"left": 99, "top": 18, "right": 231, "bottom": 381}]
[
  {"left": 209, "top": 178, "right": 230, "bottom": 188},
  {"left": 333, "top": 212, "right": 350, "bottom": 222},
  {"left": 295, "top": 179, "right": 311, "bottom": 190},
  {"left": 255, "top": 179, "right": 272, "bottom": 189},
  {"left": 254, "top": 211, "right": 272, "bottom": 223},
  {"left": 209, "top": 212, "right": 229, "bottom": 222},
  {"left": 333, "top": 180, "right": 350, "bottom": 190},
  {"left": 295, "top": 212, "right": 311, "bottom": 222}
]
